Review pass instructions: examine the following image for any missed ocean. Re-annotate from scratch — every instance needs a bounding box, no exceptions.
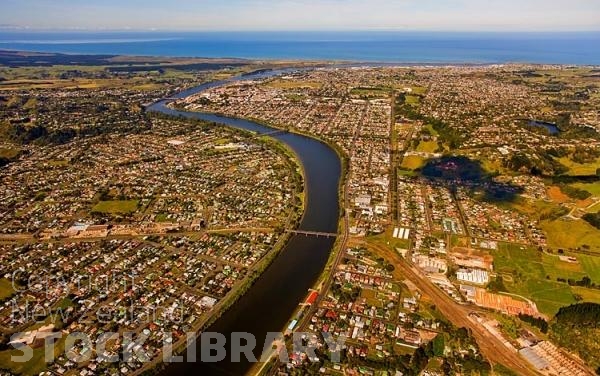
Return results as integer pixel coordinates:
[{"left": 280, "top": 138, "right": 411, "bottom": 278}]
[{"left": 0, "top": 31, "right": 599, "bottom": 64}]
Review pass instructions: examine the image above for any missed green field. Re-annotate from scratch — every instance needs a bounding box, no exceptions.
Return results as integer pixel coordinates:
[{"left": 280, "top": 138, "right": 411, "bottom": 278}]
[
  {"left": 0, "top": 278, "right": 16, "bottom": 299},
  {"left": 490, "top": 242, "right": 600, "bottom": 315},
  {"left": 0, "top": 348, "right": 50, "bottom": 375},
  {"left": 0, "top": 147, "right": 21, "bottom": 159},
  {"left": 0, "top": 336, "right": 68, "bottom": 376},
  {"left": 397, "top": 168, "right": 417, "bottom": 177},
  {"left": 361, "top": 288, "right": 382, "bottom": 308},
  {"left": 155, "top": 213, "right": 172, "bottom": 222},
  {"left": 541, "top": 219, "right": 600, "bottom": 251},
  {"left": 587, "top": 202, "right": 600, "bottom": 213},
  {"left": 423, "top": 123, "right": 439, "bottom": 137},
  {"left": 525, "top": 280, "right": 577, "bottom": 316},
  {"left": 91, "top": 200, "right": 139, "bottom": 214},
  {"left": 404, "top": 94, "right": 421, "bottom": 106},
  {"left": 509, "top": 198, "right": 566, "bottom": 221},
  {"left": 480, "top": 158, "right": 505, "bottom": 174},
  {"left": 0, "top": 64, "right": 104, "bottom": 81},
  {"left": 410, "top": 86, "right": 428, "bottom": 95},
  {"left": 214, "top": 138, "right": 231, "bottom": 145},
  {"left": 400, "top": 155, "right": 426, "bottom": 170},
  {"left": 542, "top": 253, "right": 587, "bottom": 281},
  {"left": 285, "top": 93, "right": 306, "bottom": 102},
  {"left": 0, "top": 312, "right": 71, "bottom": 375},
  {"left": 571, "top": 286, "right": 600, "bottom": 302},
  {"left": 572, "top": 182, "right": 600, "bottom": 197},
  {"left": 416, "top": 140, "right": 438, "bottom": 153},
  {"left": 578, "top": 254, "right": 600, "bottom": 282},
  {"left": 350, "top": 86, "right": 392, "bottom": 98},
  {"left": 368, "top": 229, "right": 411, "bottom": 250},
  {"left": 558, "top": 156, "right": 600, "bottom": 176}
]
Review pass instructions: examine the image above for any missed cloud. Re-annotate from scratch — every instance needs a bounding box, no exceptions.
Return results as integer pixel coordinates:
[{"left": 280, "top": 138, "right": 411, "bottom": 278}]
[{"left": 0, "top": 0, "right": 599, "bottom": 31}]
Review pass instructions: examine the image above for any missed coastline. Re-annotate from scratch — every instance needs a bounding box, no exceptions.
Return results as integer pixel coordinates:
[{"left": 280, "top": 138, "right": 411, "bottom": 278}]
[{"left": 2, "top": 30, "right": 600, "bottom": 65}]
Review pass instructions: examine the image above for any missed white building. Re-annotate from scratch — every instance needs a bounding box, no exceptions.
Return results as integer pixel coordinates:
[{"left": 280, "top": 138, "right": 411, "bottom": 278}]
[{"left": 456, "top": 268, "right": 489, "bottom": 285}]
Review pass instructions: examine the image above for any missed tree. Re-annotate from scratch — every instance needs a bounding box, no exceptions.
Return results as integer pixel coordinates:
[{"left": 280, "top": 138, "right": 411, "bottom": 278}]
[
  {"left": 410, "top": 347, "right": 429, "bottom": 373},
  {"left": 583, "top": 213, "right": 600, "bottom": 230},
  {"left": 487, "top": 277, "right": 507, "bottom": 293},
  {"left": 518, "top": 313, "right": 548, "bottom": 333},
  {"left": 433, "top": 334, "right": 445, "bottom": 356}
]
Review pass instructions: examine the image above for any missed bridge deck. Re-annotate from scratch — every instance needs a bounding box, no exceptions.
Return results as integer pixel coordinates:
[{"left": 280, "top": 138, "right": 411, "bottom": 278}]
[
  {"left": 286, "top": 229, "right": 338, "bottom": 238},
  {"left": 261, "top": 130, "right": 287, "bottom": 137}
]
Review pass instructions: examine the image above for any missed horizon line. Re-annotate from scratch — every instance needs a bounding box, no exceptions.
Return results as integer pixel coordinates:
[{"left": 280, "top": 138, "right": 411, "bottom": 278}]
[{"left": 1, "top": 28, "right": 600, "bottom": 34}]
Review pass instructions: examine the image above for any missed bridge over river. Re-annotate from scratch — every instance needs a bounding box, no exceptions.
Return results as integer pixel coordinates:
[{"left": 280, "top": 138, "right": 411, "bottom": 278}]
[{"left": 149, "top": 67, "right": 342, "bottom": 376}]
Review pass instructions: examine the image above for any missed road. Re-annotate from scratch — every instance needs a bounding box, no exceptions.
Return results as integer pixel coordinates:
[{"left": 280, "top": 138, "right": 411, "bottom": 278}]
[
  {"left": 263, "top": 92, "right": 537, "bottom": 375},
  {"left": 260, "top": 118, "right": 353, "bottom": 376},
  {"left": 296, "top": 172, "right": 350, "bottom": 334},
  {"left": 364, "top": 241, "right": 540, "bottom": 376}
]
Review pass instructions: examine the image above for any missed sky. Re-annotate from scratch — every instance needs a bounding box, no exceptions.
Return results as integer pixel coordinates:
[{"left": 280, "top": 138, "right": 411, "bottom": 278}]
[{"left": 1, "top": 0, "right": 599, "bottom": 32}]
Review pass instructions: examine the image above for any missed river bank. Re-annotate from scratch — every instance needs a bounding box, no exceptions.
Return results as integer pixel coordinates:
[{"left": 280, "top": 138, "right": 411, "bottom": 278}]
[{"left": 149, "top": 67, "right": 343, "bottom": 375}]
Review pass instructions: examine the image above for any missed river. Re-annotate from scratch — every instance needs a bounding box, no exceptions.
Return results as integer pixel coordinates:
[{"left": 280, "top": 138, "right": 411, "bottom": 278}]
[{"left": 148, "top": 68, "right": 342, "bottom": 375}]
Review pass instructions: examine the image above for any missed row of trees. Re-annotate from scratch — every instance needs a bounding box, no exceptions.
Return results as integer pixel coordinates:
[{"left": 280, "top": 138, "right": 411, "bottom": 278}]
[
  {"left": 518, "top": 313, "right": 549, "bottom": 333},
  {"left": 549, "top": 303, "right": 600, "bottom": 374},
  {"left": 583, "top": 212, "right": 600, "bottom": 230}
]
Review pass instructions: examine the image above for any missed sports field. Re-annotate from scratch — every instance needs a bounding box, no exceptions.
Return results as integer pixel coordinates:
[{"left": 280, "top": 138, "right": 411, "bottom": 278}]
[
  {"left": 91, "top": 200, "right": 139, "bottom": 214},
  {"left": 400, "top": 155, "right": 426, "bottom": 170}
]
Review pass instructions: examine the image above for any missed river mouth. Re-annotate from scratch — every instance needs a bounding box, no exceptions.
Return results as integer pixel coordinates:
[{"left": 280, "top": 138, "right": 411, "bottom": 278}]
[{"left": 149, "top": 69, "right": 342, "bottom": 375}]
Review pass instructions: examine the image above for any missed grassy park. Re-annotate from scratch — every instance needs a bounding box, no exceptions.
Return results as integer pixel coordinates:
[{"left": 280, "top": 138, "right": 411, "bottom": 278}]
[
  {"left": 92, "top": 200, "right": 139, "bottom": 214},
  {"left": 416, "top": 140, "right": 439, "bottom": 153},
  {"left": 404, "top": 94, "right": 421, "bottom": 106},
  {"left": 0, "top": 278, "right": 16, "bottom": 300},
  {"left": 400, "top": 155, "right": 426, "bottom": 170}
]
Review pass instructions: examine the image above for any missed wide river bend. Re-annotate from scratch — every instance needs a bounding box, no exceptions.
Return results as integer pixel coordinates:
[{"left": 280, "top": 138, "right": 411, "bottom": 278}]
[{"left": 149, "top": 68, "right": 342, "bottom": 375}]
